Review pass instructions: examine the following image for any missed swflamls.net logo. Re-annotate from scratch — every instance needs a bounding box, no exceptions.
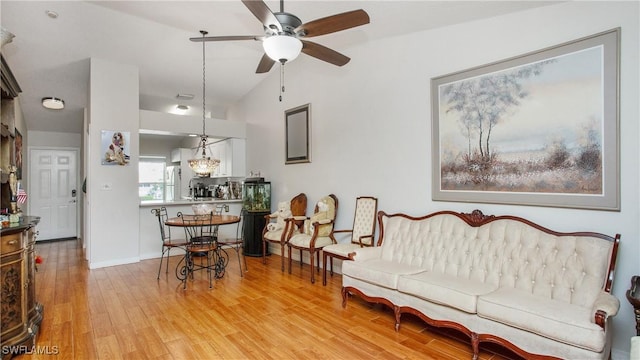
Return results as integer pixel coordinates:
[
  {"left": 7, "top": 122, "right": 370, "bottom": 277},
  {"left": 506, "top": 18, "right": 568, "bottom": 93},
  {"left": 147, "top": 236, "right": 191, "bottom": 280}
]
[{"left": 1, "top": 345, "right": 60, "bottom": 355}]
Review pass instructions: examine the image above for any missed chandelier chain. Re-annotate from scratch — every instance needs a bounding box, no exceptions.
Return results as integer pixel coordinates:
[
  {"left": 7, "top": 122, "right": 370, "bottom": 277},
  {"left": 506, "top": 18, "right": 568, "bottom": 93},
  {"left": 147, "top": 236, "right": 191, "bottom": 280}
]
[{"left": 201, "top": 30, "right": 207, "bottom": 138}]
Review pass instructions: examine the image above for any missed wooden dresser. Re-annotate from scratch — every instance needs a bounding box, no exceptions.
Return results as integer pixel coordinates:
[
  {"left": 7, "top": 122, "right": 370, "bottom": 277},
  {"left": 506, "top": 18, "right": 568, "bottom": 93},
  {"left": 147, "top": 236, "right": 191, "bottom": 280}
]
[{"left": 1, "top": 217, "right": 42, "bottom": 359}]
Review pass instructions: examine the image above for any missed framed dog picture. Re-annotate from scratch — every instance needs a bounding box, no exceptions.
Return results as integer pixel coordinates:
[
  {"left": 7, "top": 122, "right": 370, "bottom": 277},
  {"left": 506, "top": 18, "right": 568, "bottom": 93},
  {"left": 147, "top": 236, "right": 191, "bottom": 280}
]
[{"left": 101, "top": 130, "right": 131, "bottom": 166}]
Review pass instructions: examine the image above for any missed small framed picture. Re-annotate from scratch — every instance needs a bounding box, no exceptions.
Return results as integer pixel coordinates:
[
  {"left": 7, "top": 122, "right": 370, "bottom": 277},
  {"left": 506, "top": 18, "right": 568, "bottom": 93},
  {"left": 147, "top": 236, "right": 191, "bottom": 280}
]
[
  {"left": 285, "top": 104, "right": 311, "bottom": 164},
  {"left": 101, "top": 130, "right": 131, "bottom": 166}
]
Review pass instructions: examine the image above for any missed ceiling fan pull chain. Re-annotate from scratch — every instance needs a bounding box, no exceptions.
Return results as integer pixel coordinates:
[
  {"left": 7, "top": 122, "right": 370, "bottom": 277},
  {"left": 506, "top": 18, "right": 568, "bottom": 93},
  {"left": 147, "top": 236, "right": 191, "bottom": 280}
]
[{"left": 279, "top": 63, "right": 285, "bottom": 102}]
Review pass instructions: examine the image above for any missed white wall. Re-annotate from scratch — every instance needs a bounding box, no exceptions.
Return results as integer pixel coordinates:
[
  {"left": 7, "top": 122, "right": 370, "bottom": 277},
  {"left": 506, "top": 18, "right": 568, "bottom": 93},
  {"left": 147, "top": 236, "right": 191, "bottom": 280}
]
[
  {"left": 28, "top": 130, "right": 81, "bottom": 148},
  {"left": 87, "top": 58, "right": 140, "bottom": 268},
  {"left": 229, "top": 1, "right": 639, "bottom": 357}
]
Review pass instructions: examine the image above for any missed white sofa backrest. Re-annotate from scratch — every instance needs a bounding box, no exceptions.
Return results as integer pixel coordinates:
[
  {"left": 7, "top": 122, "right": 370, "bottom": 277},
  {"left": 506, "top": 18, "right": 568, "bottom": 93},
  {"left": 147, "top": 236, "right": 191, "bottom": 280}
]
[{"left": 378, "top": 210, "right": 619, "bottom": 307}]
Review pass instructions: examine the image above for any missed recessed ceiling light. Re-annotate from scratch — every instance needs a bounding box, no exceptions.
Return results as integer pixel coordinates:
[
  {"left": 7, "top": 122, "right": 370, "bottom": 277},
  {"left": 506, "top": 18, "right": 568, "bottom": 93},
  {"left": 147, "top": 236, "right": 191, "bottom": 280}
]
[
  {"left": 176, "top": 104, "right": 189, "bottom": 111},
  {"left": 42, "top": 97, "right": 64, "bottom": 110},
  {"left": 45, "top": 10, "right": 59, "bottom": 19}
]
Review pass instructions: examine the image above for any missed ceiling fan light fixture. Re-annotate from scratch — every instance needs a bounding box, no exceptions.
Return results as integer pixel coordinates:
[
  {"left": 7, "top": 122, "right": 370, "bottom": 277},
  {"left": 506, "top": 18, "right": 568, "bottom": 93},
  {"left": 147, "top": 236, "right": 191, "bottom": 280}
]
[
  {"left": 263, "top": 35, "right": 302, "bottom": 63},
  {"left": 42, "top": 97, "right": 65, "bottom": 110}
]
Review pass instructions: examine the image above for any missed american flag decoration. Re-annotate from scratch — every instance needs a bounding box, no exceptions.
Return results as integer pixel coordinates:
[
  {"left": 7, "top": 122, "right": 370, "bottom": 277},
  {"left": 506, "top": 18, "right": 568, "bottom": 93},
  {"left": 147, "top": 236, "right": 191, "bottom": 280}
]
[{"left": 17, "top": 188, "right": 27, "bottom": 204}]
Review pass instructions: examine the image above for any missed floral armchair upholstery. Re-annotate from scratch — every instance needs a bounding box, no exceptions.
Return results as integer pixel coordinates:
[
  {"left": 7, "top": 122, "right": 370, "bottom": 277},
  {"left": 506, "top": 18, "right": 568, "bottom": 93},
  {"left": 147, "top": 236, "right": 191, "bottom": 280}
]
[{"left": 287, "top": 194, "right": 338, "bottom": 283}]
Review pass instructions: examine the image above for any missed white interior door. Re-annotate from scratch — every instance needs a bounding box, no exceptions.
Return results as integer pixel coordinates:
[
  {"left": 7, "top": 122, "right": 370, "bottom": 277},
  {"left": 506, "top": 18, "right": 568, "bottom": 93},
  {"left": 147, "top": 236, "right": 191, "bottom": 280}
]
[{"left": 29, "top": 148, "right": 78, "bottom": 240}]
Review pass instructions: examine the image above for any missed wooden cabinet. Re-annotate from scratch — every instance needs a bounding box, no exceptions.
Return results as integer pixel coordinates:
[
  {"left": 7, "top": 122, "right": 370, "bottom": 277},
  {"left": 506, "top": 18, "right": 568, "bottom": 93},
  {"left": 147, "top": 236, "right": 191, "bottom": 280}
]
[
  {"left": 1, "top": 54, "right": 22, "bottom": 211},
  {"left": 0, "top": 217, "right": 42, "bottom": 359}
]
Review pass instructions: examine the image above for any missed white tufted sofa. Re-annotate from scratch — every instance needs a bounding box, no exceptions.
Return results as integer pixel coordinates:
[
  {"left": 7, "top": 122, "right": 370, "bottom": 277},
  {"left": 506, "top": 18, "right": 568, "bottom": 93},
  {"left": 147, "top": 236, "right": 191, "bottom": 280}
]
[{"left": 341, "top": 210, "right": 621, "bottom": 360}]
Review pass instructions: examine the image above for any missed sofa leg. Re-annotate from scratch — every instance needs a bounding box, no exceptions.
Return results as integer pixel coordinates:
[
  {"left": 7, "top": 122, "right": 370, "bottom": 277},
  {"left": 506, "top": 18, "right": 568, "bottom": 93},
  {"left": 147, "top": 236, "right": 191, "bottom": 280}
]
[
  {"left": 341, "top": 287, "right": 349, "bottom": 308},
  {"left": 394, "top": 306, "right": 401, "bottom": 332},
  {"left": 471, "top": 332, "right": 479, "bottom": 360}
]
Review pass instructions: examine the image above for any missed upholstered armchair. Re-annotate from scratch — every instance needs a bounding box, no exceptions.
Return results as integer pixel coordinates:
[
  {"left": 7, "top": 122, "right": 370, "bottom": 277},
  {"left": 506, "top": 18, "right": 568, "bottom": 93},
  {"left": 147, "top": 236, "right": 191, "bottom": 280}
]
[
  {"left": 262, "top": 193, "right": 307, "bottom": 271},
  {"left": 321, "top": 196, "right": 378, "bottom": 285},
  {"left": 287, "top": 194, "right": 338, "bottom": 283}
]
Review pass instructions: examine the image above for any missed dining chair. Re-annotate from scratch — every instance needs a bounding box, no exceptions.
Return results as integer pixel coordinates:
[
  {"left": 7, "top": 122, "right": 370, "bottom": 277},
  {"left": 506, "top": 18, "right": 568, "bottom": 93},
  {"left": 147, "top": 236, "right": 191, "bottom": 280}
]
[
  {"left": 287, "top": 194, "right": 338, "bottom": 284},
  {"left": 218, "top": 208, "right": 248, "bottom": 277},
  {"left": 262, "top": 193, "right": 307, "bottom": 271},
  {"left": 151, "top": 207, "right": 188, "bottom": 280},
  {"left": 178, "top": 211, "right": 218, "bottom": 289},
  {"left": 321, "top": 196, "right": 378, "bottom": 285}
]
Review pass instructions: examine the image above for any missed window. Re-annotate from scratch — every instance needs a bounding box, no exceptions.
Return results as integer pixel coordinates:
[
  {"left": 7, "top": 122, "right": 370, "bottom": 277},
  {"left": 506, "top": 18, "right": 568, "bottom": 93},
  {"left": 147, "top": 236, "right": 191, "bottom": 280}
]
[{"left": 139, "top": 157, "right": 166, "bottom": 202}]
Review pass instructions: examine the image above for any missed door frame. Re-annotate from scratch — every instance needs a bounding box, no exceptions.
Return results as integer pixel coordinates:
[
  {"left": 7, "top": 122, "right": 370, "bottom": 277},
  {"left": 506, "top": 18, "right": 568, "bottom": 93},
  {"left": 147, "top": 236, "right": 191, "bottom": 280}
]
[{"left": 27, "top": 146, "right": 81, "bottom": 240}]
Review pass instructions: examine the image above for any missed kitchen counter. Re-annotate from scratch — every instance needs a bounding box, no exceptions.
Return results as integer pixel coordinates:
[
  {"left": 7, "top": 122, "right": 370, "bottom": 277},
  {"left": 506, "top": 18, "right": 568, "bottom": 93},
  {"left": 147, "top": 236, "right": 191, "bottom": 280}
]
[{"left": 139, "top": 198, "right": 242, "bottom": 208}]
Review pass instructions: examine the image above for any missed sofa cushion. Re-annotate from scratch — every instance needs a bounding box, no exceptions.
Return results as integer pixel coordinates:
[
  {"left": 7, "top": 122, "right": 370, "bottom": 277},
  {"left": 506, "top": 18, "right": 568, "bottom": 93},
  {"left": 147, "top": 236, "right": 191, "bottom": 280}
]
[
  {"left": 477, "top": 287, "right": 606, "bottom": 352},
  {"left": 342, "top": 259, "right": 424, "bottom": 290},
  {"left": 398, "top": 272, "right": 497, "bottom": 314}
]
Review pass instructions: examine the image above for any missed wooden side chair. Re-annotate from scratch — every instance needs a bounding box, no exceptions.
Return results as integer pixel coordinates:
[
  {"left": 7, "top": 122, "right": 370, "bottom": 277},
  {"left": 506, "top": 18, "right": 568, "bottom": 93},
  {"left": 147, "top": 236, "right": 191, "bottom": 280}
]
[
  {"left": 152, "top": 207, "right": 187, "bottom": 280},
  {"left": 322, "top": 196, "right": 378, "bottom": 285},
  {"left": 287, "top": 194, "right": 338, "bottom": 284},
  {"left": 262, "top": 193, "right": 307, "bottom": 271}
]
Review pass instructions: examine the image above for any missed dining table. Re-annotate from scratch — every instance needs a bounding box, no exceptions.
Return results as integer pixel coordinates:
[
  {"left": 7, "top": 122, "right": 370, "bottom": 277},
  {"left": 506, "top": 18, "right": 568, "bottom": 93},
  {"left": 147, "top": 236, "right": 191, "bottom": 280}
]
[{"left": 165, "top": 213, "right": 240, "bottom": 283}]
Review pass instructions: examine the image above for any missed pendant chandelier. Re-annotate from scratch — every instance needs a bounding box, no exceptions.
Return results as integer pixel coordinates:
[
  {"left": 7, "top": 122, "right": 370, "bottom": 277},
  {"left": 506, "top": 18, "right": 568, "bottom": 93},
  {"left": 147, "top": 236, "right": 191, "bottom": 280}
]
[{"left": 188, "top": 30, "right": 220, "bottom": 177}]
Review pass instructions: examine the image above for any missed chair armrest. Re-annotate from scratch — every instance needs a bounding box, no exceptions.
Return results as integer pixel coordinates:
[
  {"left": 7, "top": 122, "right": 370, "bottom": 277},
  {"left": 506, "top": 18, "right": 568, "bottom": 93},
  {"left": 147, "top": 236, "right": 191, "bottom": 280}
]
[
  {"left": 313, "top": 219, "right": 332, "bottom": 226},
  {"left": 593, "top": 291, "right": 620, "bottom": 328},
  {"left": 333, "top": 229, "right": 353, "bottom": 234},
  {"left": 348, "top": 247, "right": 382, "bottom": 261},
  {"left": 357, "top": 234, "right": 374, "bottom": 246}
]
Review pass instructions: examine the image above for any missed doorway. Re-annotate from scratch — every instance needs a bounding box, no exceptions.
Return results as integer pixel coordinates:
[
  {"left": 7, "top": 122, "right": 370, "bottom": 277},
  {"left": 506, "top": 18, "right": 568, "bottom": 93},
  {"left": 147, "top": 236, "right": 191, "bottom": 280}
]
[{"left": 28, "top": 148, "right": 79, "bottom": 241}]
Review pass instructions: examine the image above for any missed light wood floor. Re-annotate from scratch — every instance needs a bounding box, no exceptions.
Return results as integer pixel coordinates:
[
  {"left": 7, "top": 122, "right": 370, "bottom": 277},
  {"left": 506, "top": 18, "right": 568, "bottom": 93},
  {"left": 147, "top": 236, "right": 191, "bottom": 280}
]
[{"left": 26, "top": 239, "right": 516, "bottom": 360}]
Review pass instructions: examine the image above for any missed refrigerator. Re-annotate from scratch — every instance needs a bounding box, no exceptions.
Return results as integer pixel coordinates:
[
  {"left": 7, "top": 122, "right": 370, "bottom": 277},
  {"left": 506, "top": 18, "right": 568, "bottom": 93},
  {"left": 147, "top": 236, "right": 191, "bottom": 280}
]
[{"left": 165, "top": 166, "right": 181, "bottom": 201}]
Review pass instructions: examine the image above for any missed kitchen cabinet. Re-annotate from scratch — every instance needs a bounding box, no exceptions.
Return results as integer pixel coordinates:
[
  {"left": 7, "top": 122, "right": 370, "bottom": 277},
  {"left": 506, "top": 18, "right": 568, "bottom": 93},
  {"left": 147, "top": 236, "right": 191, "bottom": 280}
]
[
  {"left": 0, "top": 217, "right": 43, "bottom": 359},
  {"left": 209, "top": 138, "right": 246, "bottom": 178}
]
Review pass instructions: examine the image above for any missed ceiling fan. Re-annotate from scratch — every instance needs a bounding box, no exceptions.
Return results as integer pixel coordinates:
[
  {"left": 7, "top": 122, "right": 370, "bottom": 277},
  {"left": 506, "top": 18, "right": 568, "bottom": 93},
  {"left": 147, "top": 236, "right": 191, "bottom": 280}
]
[{"left": 189, "top": 0, "right": 370, "bottom": 74}]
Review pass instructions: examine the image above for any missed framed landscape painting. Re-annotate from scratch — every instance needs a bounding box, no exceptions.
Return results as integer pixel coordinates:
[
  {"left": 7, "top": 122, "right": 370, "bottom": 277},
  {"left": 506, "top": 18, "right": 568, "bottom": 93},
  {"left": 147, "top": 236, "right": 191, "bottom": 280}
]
[{"left": 431, "top": 28, "right": 620, "bottom": 211}]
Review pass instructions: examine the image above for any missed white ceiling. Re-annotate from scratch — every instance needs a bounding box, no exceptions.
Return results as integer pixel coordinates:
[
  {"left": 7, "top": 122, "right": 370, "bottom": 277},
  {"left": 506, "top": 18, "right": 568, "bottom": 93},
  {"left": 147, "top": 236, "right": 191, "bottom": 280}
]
[{"left": 1, "top": 1, "right": 559, "bottom": 134}]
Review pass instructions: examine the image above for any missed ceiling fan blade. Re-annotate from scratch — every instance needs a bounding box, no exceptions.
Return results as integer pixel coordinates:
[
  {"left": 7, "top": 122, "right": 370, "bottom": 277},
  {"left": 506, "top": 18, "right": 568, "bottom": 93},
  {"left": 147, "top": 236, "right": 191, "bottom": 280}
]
[
  {"left": 190, "top": 35, "right": 263, "bottom": 42},
  {"left": 296, "top": 9, "right": 369, "bottom": 38},
  {"left": 301, "top": 40, "right": 350, "bottom": 67},
  {"left": 241, "top": 0, "right": 282, "bottom": 32},
  {"left": 256, "top": 53, "right": 276, "bottom": 73}
]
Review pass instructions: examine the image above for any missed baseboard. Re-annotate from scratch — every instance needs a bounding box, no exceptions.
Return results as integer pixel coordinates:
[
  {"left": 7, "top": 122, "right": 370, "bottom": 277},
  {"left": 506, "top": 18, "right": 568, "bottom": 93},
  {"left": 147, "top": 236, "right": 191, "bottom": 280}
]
[{"left": 88, "top": 256, "right": 140, "bottom": 269}]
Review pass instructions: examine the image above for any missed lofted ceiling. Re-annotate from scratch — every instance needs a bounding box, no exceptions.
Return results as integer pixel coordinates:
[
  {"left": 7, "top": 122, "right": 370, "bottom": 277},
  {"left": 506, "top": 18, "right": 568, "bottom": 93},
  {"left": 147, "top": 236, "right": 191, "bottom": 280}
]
[{"left": 1, "top": 1, "right": 559, "bottom": 134}]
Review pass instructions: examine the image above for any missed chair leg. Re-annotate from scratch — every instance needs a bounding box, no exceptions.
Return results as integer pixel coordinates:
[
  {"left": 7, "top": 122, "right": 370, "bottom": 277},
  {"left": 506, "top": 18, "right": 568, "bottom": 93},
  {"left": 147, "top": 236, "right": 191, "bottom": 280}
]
[
  {"left": 323, "top": 252, "right": 328, "bottom": 286},
  {"left": 262, "top": 239, "right": 267, "bottom": 265},
  {"left": 208, "top": 250, "right": 213, "bottom": 289},
  {"left": 309, "top": 249, "right": 315, "bottom": 284},
  {"left": 165, "top": 247, "right": 171, "bottom": 275},
  {"left": 330, "top": 255, "right": 334, "bottom": 276},
  {"left": 241, "top": 247, "right": 248, "bottom": 272},
  {"left": 299, "top": 249, "right": 303, "bottom": 268},
  {"left": 288, "top": 245, "right": 293, "bottom": 274},
  {"left": 280, "top": 243, "right": 286, "bottom": 272},
  {"left": 157, "top": 246, "right": 165, "bottom": 280},
  {"left": 235, "top": 245, "right": 244, "bottom": 277}
]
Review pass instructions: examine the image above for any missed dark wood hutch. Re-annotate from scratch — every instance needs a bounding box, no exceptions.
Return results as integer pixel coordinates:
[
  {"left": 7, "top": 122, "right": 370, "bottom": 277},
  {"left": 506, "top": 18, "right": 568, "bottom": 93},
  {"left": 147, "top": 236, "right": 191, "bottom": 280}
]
[{"left": 1, "top": 53, "right": 44, "bottom": 359}]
